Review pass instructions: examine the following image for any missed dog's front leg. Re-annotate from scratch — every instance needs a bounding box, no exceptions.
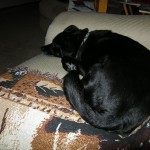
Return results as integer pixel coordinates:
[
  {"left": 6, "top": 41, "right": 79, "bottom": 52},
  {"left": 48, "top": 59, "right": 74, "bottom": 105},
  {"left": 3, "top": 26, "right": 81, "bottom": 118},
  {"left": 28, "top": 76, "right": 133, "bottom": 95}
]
[
  {"left": 61, "top": 57, "right": 86, "bottom": 76},
  {"left": 61, "top": 57, "right": 77, "bottom": 72}
]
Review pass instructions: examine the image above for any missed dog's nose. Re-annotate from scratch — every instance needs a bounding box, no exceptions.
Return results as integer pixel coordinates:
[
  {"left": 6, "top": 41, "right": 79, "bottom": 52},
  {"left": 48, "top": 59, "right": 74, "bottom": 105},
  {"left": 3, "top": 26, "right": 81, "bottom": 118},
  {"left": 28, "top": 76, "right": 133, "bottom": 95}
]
[
  {"left": 41, "top": 46, "right": 45, "bottom": 51},
  {"left": 41, "top": 44, "right": 53, "bottom": 55},
  {"left": 41, "top": 45, "right": 48, "bottom": 52}
]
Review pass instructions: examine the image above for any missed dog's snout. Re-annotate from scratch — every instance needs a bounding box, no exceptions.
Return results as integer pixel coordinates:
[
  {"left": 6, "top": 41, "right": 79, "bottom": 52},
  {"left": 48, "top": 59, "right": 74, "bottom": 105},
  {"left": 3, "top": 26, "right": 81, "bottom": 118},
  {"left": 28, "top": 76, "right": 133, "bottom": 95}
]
[
  {"left": 41, "top": 46, "right": 46, "bottom": 52},
  {"left": 41, "top": 44, "right": 53, "bottom": 55}
]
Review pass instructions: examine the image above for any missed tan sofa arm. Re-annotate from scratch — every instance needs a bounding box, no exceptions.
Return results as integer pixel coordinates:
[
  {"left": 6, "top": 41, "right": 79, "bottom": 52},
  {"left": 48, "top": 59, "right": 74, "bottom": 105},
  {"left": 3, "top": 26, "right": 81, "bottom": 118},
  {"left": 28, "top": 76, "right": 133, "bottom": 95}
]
[{"left": 45, "top": 11, "right": 150, "bottom": 50}]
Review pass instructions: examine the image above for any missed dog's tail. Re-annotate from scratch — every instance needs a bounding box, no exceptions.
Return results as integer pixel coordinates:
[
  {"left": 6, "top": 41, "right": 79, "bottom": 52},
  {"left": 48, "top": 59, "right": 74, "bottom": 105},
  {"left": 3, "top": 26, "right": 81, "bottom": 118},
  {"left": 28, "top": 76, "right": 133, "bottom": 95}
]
[{"left": 63, "top": 71, "right": 120, "bottom": 132}]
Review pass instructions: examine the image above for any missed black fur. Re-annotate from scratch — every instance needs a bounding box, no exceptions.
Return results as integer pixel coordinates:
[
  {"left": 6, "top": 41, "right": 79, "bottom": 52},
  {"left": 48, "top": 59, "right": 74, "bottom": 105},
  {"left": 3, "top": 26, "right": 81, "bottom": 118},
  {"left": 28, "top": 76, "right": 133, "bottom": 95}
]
[{"left": 41, "top": 25, "right": 150, "bottom": 134}]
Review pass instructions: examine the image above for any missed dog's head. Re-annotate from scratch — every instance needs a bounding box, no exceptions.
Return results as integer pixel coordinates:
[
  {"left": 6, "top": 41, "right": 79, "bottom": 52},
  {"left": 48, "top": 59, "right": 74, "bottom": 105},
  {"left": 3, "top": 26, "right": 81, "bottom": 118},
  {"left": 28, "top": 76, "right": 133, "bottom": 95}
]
[{"left": 41, "top": 25, "right": 88, "bottom": 58}]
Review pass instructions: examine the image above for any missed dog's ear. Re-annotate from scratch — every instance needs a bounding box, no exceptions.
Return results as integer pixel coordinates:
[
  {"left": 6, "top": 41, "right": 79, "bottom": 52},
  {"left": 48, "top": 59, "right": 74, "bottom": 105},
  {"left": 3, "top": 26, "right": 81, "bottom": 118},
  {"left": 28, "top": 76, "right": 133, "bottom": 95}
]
[
  {"left": 81, "top": 28, "right": 89, "bottom": 34},
  {"left": 64, "top": 25, "right": 80, "bottom": 33},
  {"left": 64, "top": 25, "right": 89, "bottom": 36},
  {"left": 78, "top": 28, "right": 89, "bottom": 41}
]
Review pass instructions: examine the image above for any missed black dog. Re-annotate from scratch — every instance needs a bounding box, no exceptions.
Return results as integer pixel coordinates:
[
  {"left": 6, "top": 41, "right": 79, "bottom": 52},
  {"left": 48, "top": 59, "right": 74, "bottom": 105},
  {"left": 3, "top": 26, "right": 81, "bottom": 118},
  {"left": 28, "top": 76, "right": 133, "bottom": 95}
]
[{"left": 41, "top": 25, "right": 150, "bottom": 134}]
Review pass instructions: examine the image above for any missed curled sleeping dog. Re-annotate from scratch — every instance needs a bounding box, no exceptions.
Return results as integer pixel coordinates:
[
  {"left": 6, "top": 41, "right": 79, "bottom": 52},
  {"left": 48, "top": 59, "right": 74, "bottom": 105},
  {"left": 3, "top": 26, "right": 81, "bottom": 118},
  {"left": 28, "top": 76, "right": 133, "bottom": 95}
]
[{"left": 41, "top": 25, "right": 150, "bottom": 134}]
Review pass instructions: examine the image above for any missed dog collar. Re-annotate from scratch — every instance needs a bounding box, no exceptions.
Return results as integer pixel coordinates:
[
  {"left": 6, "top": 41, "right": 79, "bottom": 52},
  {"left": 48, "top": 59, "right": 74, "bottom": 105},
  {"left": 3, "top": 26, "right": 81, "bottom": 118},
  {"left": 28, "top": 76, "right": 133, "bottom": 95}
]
[
  {"left": 76, "top": 32, "right": 90, "bottom": 60},
  {"left": 80, "top": 32, "right": 90, "bottom": 47}
]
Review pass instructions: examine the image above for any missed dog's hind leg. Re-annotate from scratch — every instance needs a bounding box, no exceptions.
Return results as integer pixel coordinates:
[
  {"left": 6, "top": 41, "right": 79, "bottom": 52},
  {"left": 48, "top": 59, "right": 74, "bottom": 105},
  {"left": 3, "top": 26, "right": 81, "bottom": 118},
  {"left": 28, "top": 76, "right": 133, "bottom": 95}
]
[{"left": 63, "top": 71, "right": 121, "bottom": 132}]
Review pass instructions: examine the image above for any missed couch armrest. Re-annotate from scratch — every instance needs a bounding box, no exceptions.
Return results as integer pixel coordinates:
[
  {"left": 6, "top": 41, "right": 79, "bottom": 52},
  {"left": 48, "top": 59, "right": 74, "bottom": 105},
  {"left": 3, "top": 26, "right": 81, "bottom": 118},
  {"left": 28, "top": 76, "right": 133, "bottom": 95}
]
[{"left": 45, "top": 11, "right": 150, "bottom": 50}]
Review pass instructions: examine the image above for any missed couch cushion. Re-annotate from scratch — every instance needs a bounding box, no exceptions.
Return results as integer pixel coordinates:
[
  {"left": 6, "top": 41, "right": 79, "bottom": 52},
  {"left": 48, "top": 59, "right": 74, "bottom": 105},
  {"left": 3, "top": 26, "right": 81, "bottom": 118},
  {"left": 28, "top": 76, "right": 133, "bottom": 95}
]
[{"left": 18, "top": 53, "right": 67, "bottom": 78}]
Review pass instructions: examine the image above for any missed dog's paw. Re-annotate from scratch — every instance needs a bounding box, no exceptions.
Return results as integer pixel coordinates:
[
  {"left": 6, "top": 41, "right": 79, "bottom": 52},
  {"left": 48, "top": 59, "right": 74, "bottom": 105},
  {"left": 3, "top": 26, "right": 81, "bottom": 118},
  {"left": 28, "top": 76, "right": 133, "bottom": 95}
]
[
  {"left": 62, "top": 57, "right": 77, "bottom": 72},
  {"left": 65, "top": 62, "right": 77, "bottom": 71}
]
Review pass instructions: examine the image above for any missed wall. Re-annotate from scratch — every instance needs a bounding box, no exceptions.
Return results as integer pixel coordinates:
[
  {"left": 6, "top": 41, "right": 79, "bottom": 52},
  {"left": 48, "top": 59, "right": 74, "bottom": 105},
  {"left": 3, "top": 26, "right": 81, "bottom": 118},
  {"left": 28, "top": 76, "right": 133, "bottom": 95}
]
[{"left": 0, "top": 0, "right": 39, "bottom": 8}]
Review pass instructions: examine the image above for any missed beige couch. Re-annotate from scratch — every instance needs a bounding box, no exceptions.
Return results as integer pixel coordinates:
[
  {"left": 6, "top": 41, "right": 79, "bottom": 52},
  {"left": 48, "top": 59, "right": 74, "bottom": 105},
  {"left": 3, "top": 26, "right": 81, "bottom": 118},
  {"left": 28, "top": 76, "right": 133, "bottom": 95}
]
[
  {"left": 20, "top": 11, "right": 150, "bottom": 78},
  {"left": 0, "top": 12, "right": 150, "bottom": 149}
]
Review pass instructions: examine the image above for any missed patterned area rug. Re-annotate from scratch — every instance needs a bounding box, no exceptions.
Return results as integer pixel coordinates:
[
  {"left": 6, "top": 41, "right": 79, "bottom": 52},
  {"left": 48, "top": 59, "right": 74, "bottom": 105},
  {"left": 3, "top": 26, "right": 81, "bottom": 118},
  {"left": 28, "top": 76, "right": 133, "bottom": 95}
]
[{"left": 0, "top": 67, "right": 150, "bottom": 150}]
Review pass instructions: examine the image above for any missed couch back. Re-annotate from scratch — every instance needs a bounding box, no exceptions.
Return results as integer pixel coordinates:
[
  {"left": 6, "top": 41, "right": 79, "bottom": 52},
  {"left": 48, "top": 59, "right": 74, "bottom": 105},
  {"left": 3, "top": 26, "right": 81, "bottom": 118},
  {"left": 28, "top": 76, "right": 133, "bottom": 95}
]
[{"left": 45, "top": 12, "right": 150, "bottom": 50}]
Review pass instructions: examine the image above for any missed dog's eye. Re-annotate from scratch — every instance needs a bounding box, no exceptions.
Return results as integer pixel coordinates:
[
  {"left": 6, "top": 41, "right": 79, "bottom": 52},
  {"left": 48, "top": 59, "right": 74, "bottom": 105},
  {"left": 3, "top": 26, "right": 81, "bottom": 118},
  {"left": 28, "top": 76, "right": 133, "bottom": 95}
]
[{"left": 66, "top": 36, "right": 70, "bottom": 39}]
